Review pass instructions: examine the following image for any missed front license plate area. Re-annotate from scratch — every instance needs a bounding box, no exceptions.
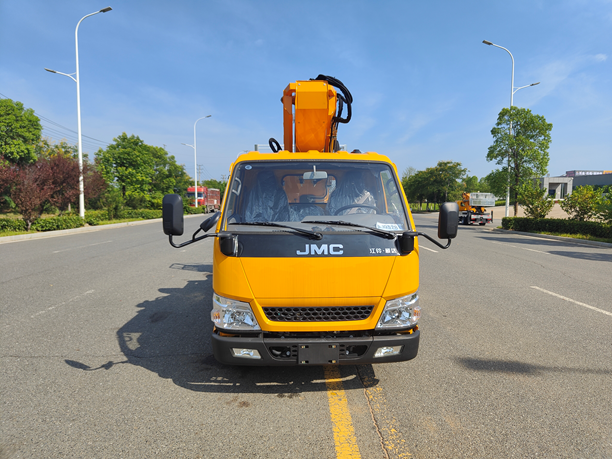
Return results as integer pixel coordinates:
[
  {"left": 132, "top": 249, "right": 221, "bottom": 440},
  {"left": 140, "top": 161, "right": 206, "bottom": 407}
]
[{"left": 298, "top": 343, "right": 340, "bottom": 365}]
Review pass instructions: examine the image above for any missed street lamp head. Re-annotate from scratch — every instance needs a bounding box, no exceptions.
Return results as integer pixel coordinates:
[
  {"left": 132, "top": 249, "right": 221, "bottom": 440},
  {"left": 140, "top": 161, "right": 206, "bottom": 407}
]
[
  {"left": 100, "top": 7, "right": 112, "bottom": 13},
  {"left": 531, "top": 82, "right": 540, "bottom": 86},
  {"left": 206, "top": 115, "right": 211, "bottom": 118},
  {"left": 44, "top": 68, "right": 57, "bottom": 73},
  {"left": 482, "top": 40, "right": 493, "bottom": 46}
]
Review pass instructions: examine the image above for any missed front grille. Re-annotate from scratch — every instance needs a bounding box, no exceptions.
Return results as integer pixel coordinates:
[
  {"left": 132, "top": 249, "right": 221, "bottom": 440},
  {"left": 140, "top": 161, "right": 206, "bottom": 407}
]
[{"left": 262, "top": 306, "right": 373, "bottom": 322}]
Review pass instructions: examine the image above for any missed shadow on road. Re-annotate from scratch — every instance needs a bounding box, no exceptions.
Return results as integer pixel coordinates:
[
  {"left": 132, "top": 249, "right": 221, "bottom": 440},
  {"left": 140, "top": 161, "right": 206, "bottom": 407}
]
[
  {"left": 544, "top": 250, "right": 612, "bottom": 262},
  {"left": 65, "top": 263, "right": 379, "bottom": 394},
  {"left": 479, "top": 235, "right": 612, "bottom": 260},
  {"left": 455, "top": 357, "right": 611, "bottom": 376}
]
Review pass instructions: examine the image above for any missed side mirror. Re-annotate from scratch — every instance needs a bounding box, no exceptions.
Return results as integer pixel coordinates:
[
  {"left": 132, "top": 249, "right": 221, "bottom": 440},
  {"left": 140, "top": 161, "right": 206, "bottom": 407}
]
[
  {"left": 162, "top": 194, "right": 184, "bottom": 236},
  {"left": 438, "top": 202, "right": 459, "bottom": 239},
  {"left": 219, "top": 232, "right": 238, "bottom": 256},
  {"left": 399, "top": 232, "right": 415, "bottom": 254},
  {"left": 200, "top": 211, "right": 221, "bottom": 233}
]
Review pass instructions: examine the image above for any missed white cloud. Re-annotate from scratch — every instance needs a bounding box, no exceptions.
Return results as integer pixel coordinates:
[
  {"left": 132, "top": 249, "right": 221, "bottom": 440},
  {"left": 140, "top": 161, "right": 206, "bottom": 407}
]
[{"left": 395, "top": 98, "right": 458, "bottom": 144}]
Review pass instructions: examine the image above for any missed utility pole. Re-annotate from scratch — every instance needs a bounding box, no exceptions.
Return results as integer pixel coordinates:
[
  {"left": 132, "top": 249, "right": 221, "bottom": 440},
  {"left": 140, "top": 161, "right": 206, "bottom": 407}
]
[{"left": 197, "top": 164, "right": 204, "bottom": 185}]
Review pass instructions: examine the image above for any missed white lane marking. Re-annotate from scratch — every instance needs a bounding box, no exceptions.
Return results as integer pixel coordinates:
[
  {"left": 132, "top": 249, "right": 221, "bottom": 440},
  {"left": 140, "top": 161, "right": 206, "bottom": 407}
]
[
  {"left": 52, "top": 240, "right": 112, "bottom": 254},
  {"left": 531, "top": 286, "right": 612, "bottom": 316},
  {"left": 420, "top": 246, "right": 438, "bottom": 253},
  {"left": 29, "top": 290, "right": 96, "bottom": 319},
  {"left": 489, "top": 240, "right": 550, "bottom": 255}
]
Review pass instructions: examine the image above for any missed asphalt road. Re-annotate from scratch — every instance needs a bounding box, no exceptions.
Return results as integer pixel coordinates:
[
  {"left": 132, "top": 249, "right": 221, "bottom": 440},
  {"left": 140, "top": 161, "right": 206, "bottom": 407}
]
[{"left": 1, "top": 214, "right": 611, "bottom": 458}]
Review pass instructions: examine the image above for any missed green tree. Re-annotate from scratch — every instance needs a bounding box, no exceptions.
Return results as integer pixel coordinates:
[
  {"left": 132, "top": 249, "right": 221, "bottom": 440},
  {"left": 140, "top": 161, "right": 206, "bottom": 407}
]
[
  {"left": 517, "top": 181, "right": 555, "bottom": 219},
  {"left": 403, "top": 161, "right": 466, "bottom": 209},
  {"left": 596, "top": 186, "right": 612, "bottom": 224},
  {"left": 403, "top": 169, "right": 430, "bottom": 209},
  {"left": 484, "top": 169, "right": 508, "bottom": 200},
  {"left": 560, "top": 185, "right": 600, "bottom": 221},
  {"left": 0, "top": 99, "right": 42, "bottom": 164},
  {"left": 463, "top": 175, "right": 479, "bottom": 193},
  {"left": 96, "top": 133, "right": 192, "bottom": 209},
  {"left": 202, "top": 178, "right": 228, "bottom": 198},
  {"left": 486, "top": 106, "right": 552, "bottom": 216},
  {"left": 477, "top": 176, "right": 491, "bottom": 193},
  {"left": 401, "top": 166, "right": 417, "bottom": 190},
  {"left": 151, "top": 147, "right": 192, "bottom": 199},
  {"left": 426, "top": 160, "right": 467, "bottom": 203},
  {"left": 36, "top": 137, "right": 78, "bottom": 159}
]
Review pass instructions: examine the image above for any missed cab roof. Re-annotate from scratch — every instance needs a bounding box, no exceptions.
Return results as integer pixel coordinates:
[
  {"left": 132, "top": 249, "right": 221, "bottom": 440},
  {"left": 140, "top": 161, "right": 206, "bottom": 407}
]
[{"left": 230, "top": 150, "right": 398, "bottom": 172}]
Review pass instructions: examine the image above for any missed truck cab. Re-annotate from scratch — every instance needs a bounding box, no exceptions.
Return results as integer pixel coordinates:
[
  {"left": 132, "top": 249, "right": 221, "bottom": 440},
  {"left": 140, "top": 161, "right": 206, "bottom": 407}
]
[{"left": 162, "top": 76, "right": 458, "bottom": 365}]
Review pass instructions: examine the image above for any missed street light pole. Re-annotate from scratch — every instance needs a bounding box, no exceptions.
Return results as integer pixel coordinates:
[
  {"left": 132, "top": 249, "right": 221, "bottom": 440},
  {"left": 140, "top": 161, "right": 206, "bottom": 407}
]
[
  {"left": 483, "top": 40, "right": 540, "bottom": 217},
  {"left": 187, "top": 115, "right": 211, "bottom": 208},
  {"left": 45, "top": 6, "right": 112, "bottom": 219}
]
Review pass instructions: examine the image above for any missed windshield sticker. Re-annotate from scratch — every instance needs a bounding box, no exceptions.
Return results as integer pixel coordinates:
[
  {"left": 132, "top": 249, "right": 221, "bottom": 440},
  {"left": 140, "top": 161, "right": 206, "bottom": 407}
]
[
  {"left": 376, "top": 223, "right": 402, "bottom": 231},
  {"left": 245, "top": 165, "right": 252, "bottom": 170}
]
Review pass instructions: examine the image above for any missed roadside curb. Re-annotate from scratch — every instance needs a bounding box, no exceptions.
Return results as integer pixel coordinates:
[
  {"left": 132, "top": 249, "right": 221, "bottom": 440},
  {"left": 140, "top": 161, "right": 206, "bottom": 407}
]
[
  {"left": 0, "top": 214, "right": 207, "bottom": 245},
  {"left": 488, "top": 227, "right": 612, "bottom": 248}
]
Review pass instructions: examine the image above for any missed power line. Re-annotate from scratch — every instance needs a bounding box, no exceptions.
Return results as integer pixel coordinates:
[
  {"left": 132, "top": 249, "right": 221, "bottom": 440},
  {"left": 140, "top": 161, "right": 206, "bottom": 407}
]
[
  {"left": 0, "top": 92, "right": 111, "bottom": 148},
  {"left": 40, "top": 123, "right": 108, "bottom": 147},
  {"left": 40, "top": 126, "right": 105, "bottom": 152}
]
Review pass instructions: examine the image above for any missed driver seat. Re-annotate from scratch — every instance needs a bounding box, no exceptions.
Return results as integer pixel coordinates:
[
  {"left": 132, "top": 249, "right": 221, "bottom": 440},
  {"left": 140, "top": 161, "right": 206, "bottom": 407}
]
[
  {"left": 243, "top": 171, "right": 290, "bottom": 222},
  {"left": 326, "top": 171, "right": 377, "bottom": 216}
]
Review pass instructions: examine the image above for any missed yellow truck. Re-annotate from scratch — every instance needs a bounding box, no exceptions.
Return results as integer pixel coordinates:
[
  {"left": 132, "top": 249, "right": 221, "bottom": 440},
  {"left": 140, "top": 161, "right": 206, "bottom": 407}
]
[
  {"left": 162, "top": 76, "right": 458, "bottom": 365},
  {"left": 457, "top": 192, "right": 496, "bottom": 225}
]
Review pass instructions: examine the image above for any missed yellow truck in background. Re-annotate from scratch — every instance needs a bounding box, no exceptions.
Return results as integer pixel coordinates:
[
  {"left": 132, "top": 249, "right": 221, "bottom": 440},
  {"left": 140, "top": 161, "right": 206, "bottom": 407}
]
[
  {"left": 162, "top": 76, "right": 459, "bottom": 366},
  {"left": 457, "top": 192, "right": 495, "bottom": 225}
]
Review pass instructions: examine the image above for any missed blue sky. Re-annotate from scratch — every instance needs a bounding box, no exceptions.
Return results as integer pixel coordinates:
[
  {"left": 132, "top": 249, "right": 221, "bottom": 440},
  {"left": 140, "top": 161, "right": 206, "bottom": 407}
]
[{"left": 1, "top": 0, "right": 611, "bottom": 182}]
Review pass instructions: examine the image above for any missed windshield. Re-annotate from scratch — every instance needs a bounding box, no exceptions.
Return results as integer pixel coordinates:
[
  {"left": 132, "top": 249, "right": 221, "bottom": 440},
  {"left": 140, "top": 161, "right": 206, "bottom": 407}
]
[
  {"left": 186, "top": 192, "right": 204, "bottom": 198},
  {"left": 223, "top": 160, "right": 410, "bottom": 232}
]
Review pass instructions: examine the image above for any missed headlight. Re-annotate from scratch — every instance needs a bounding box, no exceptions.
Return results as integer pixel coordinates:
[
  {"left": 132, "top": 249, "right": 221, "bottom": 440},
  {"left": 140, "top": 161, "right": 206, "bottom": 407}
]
[
  {"left": 211, "top": 293, "right": 261, "bottom": 331},
  {"left": 376, "top": 292, "right": 420, "bottom": 330}
]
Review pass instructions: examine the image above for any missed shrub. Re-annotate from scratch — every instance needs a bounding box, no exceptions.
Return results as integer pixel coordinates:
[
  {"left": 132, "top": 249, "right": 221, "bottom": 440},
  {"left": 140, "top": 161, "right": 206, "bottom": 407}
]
[
  {"left": 596, "top": 186, "right": 612, "bottom": 225},
  {"left": 0, "top": 217, "right": 27, "bottom": 232},
  {"left": 101, "top": 187, "right": 124, "bottom": 220},
  {"left": 31, "top": 216, "right": 84, "bottom": 232},
  {"left": 84, "top": 210, "right": 107, "bottom": 225},
  {"left": 518, "top": 182, "right": 555, "bottom": 219},
  {"left": 502, "top": 217, "right": 611, "bottom": 239},
  {"left": 560, "top": 185, "right": 600, "bottom": 221},
  {"left": 183, "top": 205, "right": 208, "bottom": 215},
  {"left": 120, "top": 209, "right": 162, "bottom": 220}
]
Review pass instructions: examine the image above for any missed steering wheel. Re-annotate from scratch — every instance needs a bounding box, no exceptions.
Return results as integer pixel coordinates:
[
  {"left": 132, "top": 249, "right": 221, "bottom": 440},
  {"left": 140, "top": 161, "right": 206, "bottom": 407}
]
[{"left": 334, "top": 204, "right": 378, "bottom": 215}]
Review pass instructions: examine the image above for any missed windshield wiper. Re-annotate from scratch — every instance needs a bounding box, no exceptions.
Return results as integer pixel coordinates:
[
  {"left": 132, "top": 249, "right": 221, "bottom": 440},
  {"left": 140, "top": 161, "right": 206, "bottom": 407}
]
[
  {"left": 302, "top": 220, "right": 396, "bottom": 239},
  {"left": 229, "top": 222, "right": 323, "bottom": 240}
]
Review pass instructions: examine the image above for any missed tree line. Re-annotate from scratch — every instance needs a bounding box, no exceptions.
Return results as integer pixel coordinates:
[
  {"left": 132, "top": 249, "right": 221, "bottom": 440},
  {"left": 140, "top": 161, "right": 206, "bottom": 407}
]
[
  {"left": 3, "top": 97, "right": 606, "bottom": 230},
  {"left": 403, "top": 106, "right": 555, "bottom": 215},
  {"left": 1, "top": 98, "right": 223, "bottom": 230}
]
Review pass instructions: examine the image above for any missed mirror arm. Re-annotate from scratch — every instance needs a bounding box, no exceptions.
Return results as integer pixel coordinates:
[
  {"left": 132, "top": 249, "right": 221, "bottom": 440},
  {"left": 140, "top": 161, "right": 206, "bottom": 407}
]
[
  {"left": 168, "top": 232, "right": 218, "bottom": 249},
  {"left": 404, "top": 231, "right": 452, "bottom": 250}
]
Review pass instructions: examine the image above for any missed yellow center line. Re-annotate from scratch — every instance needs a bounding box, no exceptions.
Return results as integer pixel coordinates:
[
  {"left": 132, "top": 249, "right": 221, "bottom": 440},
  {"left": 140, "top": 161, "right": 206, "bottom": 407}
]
[{"left": 324, "top": 365, "right": 361, "bottom": 459}]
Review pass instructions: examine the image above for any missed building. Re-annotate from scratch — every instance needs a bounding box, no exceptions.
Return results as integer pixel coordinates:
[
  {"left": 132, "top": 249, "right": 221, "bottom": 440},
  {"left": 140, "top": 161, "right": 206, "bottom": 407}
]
[
  {"left": 569, "top": 171, "right": 612, "bottom": 189},
  {"left": 539, "top": 176, "right": 573, "bottom": 199},
  {"left": 538, "top": 170, "right": 612, "bottom": 199},
  {"left": 564, "top": 170, "right": 612, "bottom": 177}
]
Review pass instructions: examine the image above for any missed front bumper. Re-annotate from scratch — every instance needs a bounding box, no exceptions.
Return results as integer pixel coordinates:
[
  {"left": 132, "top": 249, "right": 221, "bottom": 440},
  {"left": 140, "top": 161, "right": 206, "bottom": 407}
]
[{"left": 211, "top": 329, "right": 420, "bottom": 366}]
